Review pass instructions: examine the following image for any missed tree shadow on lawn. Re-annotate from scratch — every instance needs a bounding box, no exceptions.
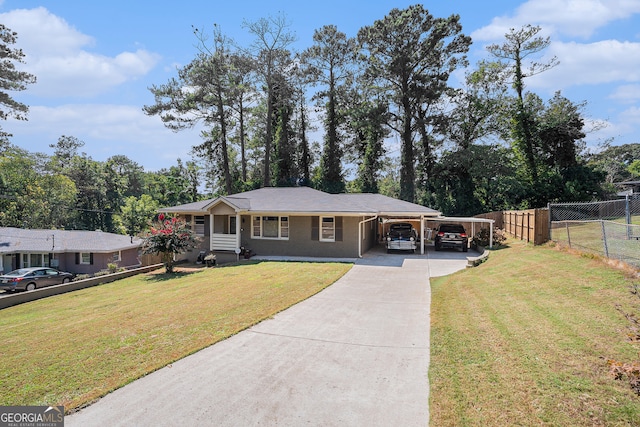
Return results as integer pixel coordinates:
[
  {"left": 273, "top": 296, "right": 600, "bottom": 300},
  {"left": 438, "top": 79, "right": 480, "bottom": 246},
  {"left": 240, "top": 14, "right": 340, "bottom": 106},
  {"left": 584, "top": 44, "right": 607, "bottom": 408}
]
[
  {"left": 142, "top": 264, "right": 207, "bottom": 282},
  {"left": 141, "top": 260, "right": 270, "bottom": 282},
  {"left": 486, "top": 244, "right": 510, "bottom": 251}
]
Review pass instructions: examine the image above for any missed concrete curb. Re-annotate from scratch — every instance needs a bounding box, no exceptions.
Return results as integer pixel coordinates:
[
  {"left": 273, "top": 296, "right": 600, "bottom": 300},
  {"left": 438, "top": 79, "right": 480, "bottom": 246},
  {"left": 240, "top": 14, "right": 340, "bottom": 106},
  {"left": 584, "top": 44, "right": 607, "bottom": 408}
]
[
  {"left": 0, "top": 264, "right": 163, "bottom": 310},
  {"left": 466, "top": 246, "right": 490, "bottom": 268}
]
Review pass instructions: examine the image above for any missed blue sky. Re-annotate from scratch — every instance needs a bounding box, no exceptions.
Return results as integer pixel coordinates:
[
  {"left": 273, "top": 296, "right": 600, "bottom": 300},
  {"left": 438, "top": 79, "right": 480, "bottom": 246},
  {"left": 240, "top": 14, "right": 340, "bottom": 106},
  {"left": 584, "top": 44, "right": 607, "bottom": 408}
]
[{"left": 1, "top": 0, "right": 640, "bottom": 171}]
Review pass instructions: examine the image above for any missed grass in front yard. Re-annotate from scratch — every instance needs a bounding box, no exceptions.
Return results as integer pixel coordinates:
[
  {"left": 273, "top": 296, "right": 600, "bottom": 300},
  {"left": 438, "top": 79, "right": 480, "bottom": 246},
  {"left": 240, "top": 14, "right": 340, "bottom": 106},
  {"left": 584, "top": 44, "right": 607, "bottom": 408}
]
[
  {"left": 430, "top": 240, "right": 640, "bottom": 426},
  {"left": 0, "top": 261, "right": 351, "bottom": 412}
]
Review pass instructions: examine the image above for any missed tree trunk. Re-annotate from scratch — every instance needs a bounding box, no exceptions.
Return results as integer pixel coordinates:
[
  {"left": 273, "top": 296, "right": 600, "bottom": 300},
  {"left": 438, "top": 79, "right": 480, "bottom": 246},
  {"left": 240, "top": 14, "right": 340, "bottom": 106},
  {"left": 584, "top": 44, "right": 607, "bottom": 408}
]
[{"left": 400, "top": 91, "right": 415, "bottom": 202}]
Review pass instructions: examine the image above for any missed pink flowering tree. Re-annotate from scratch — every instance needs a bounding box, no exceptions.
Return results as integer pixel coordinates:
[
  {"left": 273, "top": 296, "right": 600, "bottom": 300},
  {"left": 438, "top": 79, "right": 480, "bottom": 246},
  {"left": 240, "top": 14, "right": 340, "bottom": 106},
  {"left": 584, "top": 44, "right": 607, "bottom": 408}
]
[{"left": 142, "top": 213, "right": 199, "bottom": 273}]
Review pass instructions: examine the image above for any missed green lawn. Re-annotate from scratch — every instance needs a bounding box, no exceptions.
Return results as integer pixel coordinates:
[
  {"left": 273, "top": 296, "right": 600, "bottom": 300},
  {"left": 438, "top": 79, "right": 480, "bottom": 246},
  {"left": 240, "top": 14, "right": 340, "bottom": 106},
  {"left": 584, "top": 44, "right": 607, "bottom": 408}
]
[
  {"left": 551, "top": 220, "right": 640, "bottom": 268},
  {"left": 430, "top": 240, "right": 640, "bottom": 426},
  {"left": 0, "top": 261, "right": 351, "bottom": 412},
  {"left": 4, "top": 244, "right": 640, "bottom": 424}
]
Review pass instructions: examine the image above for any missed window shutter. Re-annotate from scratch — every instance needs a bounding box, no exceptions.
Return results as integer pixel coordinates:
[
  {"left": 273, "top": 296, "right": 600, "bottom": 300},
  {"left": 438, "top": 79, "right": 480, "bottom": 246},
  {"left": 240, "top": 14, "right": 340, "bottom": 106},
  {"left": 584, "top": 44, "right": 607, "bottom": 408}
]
[
  {"left": 89, "top": 253, "right": 94, "bottom": 265},
  {"left": 204, "top": 215, "right": 210, "bottom": 235},
  {"left": 335, "top": 217, "right": 343, "bottom": 242},
  {"left": 75, "top": 253, "right": 79, "bottom": 265},
  {"left": 311, "top": 216, "right": 319, "bottom": 241}
]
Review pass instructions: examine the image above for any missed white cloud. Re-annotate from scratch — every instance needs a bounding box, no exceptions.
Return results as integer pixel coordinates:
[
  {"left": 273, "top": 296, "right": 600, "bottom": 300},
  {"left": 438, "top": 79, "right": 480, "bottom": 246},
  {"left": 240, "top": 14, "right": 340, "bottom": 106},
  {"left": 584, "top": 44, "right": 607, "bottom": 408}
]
[
  {"left": 526, "top": 40, "right": 640, "bottom": 89},
  {"left": 0, "top": 7, "right": 161, "bottom": 98},
  {"left": 619, "top": 105, "right": 640, "bottom": 125},
  {"left": 583, "top": 106, "right": 640, "bottom": 149},
  {"left": 609, "top": 85, "right": 640, "bottom": 103},
  {"left": 5, "top": 104, "right": 197, "bottom": 170},
  {"left": 473, "top": 0, "right": 640, "bottom": 41}
]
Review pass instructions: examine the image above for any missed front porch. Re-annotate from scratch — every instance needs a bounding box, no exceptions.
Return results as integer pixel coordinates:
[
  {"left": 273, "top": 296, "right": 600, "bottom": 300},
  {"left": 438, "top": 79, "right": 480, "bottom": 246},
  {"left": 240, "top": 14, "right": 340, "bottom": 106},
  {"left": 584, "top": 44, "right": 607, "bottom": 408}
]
[{"left": 210, "top": 211, "right": 242, "bottom": 253}]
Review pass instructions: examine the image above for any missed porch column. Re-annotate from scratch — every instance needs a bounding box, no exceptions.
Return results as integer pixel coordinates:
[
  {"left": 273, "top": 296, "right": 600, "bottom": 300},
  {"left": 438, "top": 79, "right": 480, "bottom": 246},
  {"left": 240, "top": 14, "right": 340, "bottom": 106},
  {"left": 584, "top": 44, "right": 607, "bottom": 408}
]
[
  {"left": 209, "top": 214, "right": 215, "bottom": 251},
  {"left": 235, "top": 213, "right": 241, "bottom": 251}
]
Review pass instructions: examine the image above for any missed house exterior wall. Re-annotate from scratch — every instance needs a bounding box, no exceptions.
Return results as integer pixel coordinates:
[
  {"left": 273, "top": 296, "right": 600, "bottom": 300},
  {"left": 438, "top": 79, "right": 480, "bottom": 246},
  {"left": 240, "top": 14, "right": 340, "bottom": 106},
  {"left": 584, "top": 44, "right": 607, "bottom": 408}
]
[
  {"left": 211, "top": 204, "right": 236, "bottom": 215},
  {"left": 213, "top": 215, "right": 227, "bottom": 234},
  {"left": 53, "top": 248, "right": 141, "bottom": 275},
  {"left": 362, "top": 217, "right": 377, "bottom": 253},
  {"left": 240, "top": 215, "right": 362, "bottom": 258}
]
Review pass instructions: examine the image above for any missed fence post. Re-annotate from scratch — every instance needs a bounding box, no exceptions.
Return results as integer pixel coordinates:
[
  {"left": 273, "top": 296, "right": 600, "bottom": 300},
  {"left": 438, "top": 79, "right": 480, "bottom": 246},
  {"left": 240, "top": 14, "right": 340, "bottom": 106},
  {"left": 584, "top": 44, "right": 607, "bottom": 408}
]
[
  {"left": 626, "top": 195, "right": 632, "bottom": 240},
  {"left": 547, "top": 203, "right": 552, "bottom": 242},
  {"left": 601, "top": 220, "right": 609, "bottom": 258},
  {"left": 566, "top": 222, "right": 571, "bottom": 248}
]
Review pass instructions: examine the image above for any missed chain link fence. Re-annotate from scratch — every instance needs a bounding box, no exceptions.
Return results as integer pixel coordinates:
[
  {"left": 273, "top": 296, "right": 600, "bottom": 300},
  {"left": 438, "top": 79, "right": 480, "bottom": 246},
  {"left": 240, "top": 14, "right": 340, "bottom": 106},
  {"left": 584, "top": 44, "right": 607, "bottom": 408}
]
[
  {"left": 550, "top": 196, "right": 640, "bottom": 223},
  {"left": 550, "top": 196, "right": 640, "bottom": 269}
]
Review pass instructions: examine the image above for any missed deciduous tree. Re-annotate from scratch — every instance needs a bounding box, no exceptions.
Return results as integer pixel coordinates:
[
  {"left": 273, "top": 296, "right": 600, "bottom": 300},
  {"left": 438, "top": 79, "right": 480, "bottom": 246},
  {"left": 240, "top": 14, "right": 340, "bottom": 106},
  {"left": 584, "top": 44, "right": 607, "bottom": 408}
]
[
  {"left": 142, "top": 213, "right": 199, "bottom": 273},
  {"left": 116, "top": 194, "right": 158, "bottom": 239}
]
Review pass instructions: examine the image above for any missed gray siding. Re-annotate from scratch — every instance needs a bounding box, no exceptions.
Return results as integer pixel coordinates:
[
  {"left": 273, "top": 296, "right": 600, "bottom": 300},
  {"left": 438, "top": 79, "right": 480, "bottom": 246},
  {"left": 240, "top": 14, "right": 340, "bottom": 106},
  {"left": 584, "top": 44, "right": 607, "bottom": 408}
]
[{"left": 240, "top": 215, "right": 361, "bottom": 258}]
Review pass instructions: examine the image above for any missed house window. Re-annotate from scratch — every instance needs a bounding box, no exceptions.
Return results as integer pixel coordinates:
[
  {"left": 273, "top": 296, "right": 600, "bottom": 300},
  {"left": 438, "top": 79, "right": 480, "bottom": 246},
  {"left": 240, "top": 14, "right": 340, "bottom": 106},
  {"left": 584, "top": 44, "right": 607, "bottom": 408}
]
[
  {"left": 112, "top": 251, "right": 121, "bottom": 262},
  {"left": 194, "top": 216, "right": 205, "bottom": 236},
  {"left": 251, "top": 215, "right": 289, "bottom": 240},
  {"left": 252, "top": 216, "right": 261, "bottom": 237},
  {"left": 262, "top": 216, "right": 279, "bottom": 238},
  {"left": 80, "top": 252, "right": 91, "bottom": 265},
  {"left": 321, "top": 217, "right": 335, "bottom": 242},
  {"left": 30, "top": 254, "right": 40, "bottom": 267},
  {"left": 22, "top": 253, "right": 49, "bottom": 268}
]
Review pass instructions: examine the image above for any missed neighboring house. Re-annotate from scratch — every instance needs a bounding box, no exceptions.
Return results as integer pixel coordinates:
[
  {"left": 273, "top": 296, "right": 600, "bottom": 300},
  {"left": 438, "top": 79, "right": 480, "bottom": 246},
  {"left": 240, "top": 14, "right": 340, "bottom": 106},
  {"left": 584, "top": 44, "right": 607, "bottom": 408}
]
[
  {"left": 0, "top": 227, "right": 143, "bottom": 275},
  {"left": 614, "top": 180, "right": 640, "bottom": 196},
  {"left": 159, "top": 187, "right": 441, "bottom": 262}
]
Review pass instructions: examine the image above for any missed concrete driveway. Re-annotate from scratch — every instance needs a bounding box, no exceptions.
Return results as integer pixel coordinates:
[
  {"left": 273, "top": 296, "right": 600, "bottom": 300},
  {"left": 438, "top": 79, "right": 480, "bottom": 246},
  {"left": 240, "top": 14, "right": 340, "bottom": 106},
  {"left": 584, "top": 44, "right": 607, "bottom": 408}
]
[{"left": 67, "top": 246, "right": 470, "bottom": 426}]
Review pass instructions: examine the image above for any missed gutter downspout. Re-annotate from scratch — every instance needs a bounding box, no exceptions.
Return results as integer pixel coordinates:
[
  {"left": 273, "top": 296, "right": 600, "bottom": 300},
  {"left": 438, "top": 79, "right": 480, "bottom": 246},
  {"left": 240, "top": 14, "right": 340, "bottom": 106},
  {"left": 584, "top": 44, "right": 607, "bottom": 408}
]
[{"left": 358, "top": 215, "right": 378, "bottom": 258}]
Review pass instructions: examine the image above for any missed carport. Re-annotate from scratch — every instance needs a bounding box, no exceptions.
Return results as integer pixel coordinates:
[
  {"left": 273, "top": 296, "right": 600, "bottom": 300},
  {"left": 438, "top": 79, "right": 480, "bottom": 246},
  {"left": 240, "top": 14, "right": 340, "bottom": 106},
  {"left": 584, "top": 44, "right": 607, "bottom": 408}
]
[
  {"left": 377, "top": 215, "right": 439, "bottom": 256},
  {"left": 374, "top": 215, "right": 495, "bottom": 256},
  {"left": 425, "top": 217, "right": 495, "bottom": 249}
]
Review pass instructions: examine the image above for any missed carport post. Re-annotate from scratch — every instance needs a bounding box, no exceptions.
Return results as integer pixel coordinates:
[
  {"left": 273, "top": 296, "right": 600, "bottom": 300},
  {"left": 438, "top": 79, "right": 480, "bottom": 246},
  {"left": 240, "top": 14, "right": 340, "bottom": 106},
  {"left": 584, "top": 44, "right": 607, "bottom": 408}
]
[
  {"left": 472, "top": 222, "right": 476, "bottom": 243},
  {"left": 420, "top": 215, "right": 425, "bottom": 255},
  {"left": 490, "top": 221, "right": 493, "bottom": 249}
]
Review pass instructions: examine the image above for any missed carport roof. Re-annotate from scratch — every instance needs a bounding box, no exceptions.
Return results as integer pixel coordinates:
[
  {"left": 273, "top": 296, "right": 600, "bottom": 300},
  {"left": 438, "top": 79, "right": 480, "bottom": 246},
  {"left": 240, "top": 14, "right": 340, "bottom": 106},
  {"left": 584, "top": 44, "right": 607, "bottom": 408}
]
[
  {"left": 426, "top": 216, "right": 495, "bottom": 223},
  {"left": 161, "top": 187, "right": 441, "bottom": 217}
]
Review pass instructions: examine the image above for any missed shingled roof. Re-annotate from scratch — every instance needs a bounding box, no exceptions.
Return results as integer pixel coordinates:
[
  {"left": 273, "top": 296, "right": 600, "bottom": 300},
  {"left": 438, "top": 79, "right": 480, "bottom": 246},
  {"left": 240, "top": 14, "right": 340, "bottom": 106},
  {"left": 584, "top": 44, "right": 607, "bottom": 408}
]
[
  {"left": 0, "top": 228, "right": 143, "bottom": 254},
  {"left": 161, "top": 187, "right": 440, "bottom": 216}
]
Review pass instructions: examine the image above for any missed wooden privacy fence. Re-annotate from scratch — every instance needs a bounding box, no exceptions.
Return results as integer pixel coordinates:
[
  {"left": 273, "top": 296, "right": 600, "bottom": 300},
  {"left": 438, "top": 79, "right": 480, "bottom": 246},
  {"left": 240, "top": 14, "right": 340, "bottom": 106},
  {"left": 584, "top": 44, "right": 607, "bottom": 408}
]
[
  {"left": 475, "top": 209, "right": 549, "bottom": 245},
  {"left": 475, "top": 211, "right": 503, "bottom": 228},
  {"left": 502, "top": 209, "right": 549, "bottom": 245}
]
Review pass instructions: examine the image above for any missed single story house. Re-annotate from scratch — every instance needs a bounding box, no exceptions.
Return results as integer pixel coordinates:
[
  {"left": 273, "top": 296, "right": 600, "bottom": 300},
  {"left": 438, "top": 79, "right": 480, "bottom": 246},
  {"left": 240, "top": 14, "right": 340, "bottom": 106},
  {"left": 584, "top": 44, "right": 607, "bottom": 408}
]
[
  {"left": 0, "top": 227, "right": 143, "bottom": 275},
  {"left": 159, "top": 187, "right": 441, "bottom": 262}
]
